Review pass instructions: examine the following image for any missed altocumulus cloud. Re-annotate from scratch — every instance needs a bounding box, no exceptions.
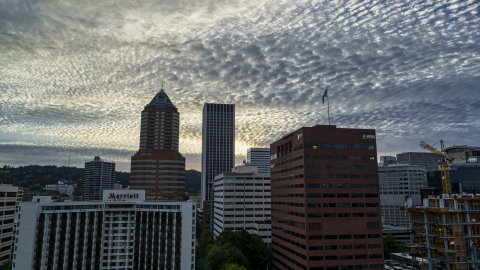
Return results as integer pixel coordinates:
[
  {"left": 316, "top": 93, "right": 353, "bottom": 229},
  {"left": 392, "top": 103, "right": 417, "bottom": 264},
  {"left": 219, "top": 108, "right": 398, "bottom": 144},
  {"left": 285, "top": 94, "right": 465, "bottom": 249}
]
[{"left": 0, "top": 0, "right": 479, "bottom": 171}]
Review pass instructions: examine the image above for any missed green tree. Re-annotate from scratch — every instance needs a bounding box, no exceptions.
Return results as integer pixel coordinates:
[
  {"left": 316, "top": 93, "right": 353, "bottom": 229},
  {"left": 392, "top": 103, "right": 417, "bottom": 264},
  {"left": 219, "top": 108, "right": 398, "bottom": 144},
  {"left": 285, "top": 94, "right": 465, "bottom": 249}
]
[
  {"left": 72, "top": 189, "right": 83, "bottom": 196},
  {"left": 221, "top": 263, "right": 246, "bottom": 270},
  {"left": 197, "top": 230, "right": 215, "bottom": 259},
  {"left": 205, "top": 243, "right": 248, "bottom": 270},
  {"left": 383, "top": 233, "right": 402, "bottom": 259},
  {"left": 0, "top": 259, "right": 12, "bottom": 270},
  {"left": 214, "top": 229, "right": 271, "bottom": 270}
]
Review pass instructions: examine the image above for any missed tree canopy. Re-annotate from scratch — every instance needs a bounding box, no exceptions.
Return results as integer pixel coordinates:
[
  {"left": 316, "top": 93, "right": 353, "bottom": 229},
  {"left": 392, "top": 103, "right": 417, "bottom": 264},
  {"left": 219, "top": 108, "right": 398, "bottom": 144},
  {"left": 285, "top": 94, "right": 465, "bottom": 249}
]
[{"left": 196, "top": 229, "right": 271, "bottom": 270}]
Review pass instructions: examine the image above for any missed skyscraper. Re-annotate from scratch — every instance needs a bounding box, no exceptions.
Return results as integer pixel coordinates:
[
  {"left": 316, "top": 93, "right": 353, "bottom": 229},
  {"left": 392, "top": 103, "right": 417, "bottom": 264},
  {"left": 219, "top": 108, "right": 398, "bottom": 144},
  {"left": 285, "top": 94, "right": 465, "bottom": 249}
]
[
  {"left": 83, "top": 156, "right": 115, "bottom": 200},
  {"left": 270, "top": 125, "right": 384, "bottom": 270},
  {"left": 247, "top": 148, "right": 271, "bottom": 173},
  {"left": 201, "top": 103, "right": 235, "bottom": 229},
  {"left": 129, "top": 89, "right": 185, "bottom": 201},
  {"left": 201, "top": 103, "right": 235, "bottom": 203}
]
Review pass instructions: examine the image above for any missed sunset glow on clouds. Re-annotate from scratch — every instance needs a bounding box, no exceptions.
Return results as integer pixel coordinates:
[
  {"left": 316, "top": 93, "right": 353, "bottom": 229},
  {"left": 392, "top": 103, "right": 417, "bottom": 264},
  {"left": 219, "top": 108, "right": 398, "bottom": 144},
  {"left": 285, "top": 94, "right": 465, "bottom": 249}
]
[{"left": 1, "top": 0, "right": 479, "bottom": 171}]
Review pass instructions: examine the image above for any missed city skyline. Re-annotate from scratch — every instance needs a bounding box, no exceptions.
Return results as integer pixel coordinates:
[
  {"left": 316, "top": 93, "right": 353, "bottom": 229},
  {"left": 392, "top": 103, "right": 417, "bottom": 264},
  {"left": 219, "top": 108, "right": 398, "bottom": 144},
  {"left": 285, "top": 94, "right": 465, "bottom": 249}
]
[{"left": 1, "top": 0, "right": 479, "bottom": 171}]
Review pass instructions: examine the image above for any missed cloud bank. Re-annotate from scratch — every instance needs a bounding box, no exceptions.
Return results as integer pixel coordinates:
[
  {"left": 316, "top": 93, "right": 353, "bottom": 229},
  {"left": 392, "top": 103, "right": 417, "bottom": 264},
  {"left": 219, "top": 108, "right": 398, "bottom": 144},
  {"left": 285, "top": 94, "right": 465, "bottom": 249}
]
[{"left": 1, "top": 0, "right": 479, "bottom": 170}]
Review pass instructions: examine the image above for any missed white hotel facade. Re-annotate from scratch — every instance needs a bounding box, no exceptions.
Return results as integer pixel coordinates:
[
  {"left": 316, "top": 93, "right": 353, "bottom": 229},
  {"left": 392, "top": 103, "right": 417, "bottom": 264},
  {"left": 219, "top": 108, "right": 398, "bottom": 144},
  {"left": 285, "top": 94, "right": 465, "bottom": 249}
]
[
  {"left": 13, "top": 190, "right": 195, "bottom": 270},
  {"left": 212, "top": 164, "right": 271, "bottom": 243}
]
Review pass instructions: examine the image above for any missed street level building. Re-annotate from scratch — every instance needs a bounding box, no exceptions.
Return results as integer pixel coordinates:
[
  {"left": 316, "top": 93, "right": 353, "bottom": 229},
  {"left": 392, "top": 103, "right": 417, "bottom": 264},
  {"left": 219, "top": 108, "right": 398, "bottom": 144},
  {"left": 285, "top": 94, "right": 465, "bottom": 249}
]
[
  {"left": 0, "top": 185, "right": 21, "bottom": 265},
  {"left": 379, "top": 164, "right": 427, "bottom": 226},
  {"left": 212, "top": 164, "right": 271, "bottom": 243},
  {"left": 247, "top": 148, "right": 271, "bottom": 173},
  {"left": 83, "top": 156, "right": 115, "bottom": 201},
  {"left": 270, "top": 125, "right": 384, "bottom": 270},
  {"left": 130, "top": 89, "right": 186, "bottom": 201},
  {"left": 201, "top": 103, "right": 235, "bottom": 230},
  {"left": 13, "top": 190, "right": 195, "bottom": 270},
  {"left": 403, "top": 195, "right": 480, "bottom": 270}
]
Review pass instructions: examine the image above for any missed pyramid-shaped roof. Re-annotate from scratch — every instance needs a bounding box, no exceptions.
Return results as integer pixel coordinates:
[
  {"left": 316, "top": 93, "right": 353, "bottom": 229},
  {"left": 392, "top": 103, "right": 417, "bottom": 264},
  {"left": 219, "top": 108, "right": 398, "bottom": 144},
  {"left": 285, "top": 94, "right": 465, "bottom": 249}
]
[{"left": 147, "top": 89, "right": 176, "bottom": 108}]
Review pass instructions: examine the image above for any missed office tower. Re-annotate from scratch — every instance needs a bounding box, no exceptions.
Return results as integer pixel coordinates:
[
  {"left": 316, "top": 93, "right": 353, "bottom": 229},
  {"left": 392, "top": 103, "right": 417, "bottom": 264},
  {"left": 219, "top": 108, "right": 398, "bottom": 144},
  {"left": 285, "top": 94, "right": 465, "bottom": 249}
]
[
  {"left": 247, "top": 148, "right": 271, "bottom": 173},
  {"left": 13, "top": 190, "right": 195, "bottom": 270},
  {"left": 0, "top": 185, "right": 20, "bottom": 265},
  {"left": 270, "top": 125, "right": 384, "bottom": 270},
  {"left": 378, "top": 164, "right": 427, "bottom": 226},
  {"left": 130, "top": 89, "right": 185, "bottom": 201},
  {"left": 212, "top": 164, "right": 271, "bottom": 243},
  {"left": 396, "top": 152, "right": 439, "bottom": 172},
  {"left": 83, "top": 156, "right": 115, "bottom": 201},
  {"left": 201, "top": 103, "right": 235, "bottom": 230}
]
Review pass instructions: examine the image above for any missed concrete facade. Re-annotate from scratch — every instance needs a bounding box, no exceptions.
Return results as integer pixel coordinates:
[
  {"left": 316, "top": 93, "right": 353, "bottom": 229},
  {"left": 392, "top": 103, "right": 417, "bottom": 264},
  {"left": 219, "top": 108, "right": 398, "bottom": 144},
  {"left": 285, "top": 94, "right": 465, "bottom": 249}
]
[
  {"left": 212, "top": 165, "right": 271, "bottom": 243},
  {"left": 83, "top": 156, "right": 115, "bottom": 201},
  {"left": 379, "top": 164, "right": 427, "bottom": 226},
  {"left": 13, "top": 190, "right": 195, "bottom": 270},
  {"left": 0, "top": 185, "right": 20, "bottom": 266}
]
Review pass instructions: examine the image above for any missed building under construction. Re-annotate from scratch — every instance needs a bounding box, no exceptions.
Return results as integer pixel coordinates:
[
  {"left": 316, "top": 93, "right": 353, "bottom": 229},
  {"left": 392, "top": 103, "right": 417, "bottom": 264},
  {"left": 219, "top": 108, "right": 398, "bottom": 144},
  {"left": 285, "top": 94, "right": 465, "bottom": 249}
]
[{"left": 402, "top": 194, "right": 480, "bottom": 270}]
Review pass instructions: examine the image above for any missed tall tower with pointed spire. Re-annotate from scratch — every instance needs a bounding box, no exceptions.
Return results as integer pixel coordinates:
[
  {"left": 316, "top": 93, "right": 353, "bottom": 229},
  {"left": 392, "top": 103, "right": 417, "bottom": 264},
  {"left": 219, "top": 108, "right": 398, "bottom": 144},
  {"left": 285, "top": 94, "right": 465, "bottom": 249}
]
[{"left": 129, "top": 89, "right": 185, "bottom": 201}]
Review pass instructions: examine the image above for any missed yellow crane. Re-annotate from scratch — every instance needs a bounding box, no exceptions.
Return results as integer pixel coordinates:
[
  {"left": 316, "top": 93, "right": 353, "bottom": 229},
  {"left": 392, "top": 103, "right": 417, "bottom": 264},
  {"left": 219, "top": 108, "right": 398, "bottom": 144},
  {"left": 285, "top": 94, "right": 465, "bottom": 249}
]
[{"left": 420, "top": 140, "right": 455, "bottom": 194}]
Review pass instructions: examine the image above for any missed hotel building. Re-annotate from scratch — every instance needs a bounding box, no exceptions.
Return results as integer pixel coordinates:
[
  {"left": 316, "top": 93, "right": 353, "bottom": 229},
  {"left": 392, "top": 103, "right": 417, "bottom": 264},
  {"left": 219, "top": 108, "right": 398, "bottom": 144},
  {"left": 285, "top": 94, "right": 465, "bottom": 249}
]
[
  {"left": 83, "top": 156, "right": 115, "bottom": 201},
  {"left": 270, "top": 125, "right": 384, "bottom": 270},
  {"left": 130, "top": 89, "right": 185, "bottom": 201},
  {"left": 13, "top": 190, "right": 195, "bottom": 270},
  {"left": 212, "top": 164, "right": 271, "bottom": 243}
]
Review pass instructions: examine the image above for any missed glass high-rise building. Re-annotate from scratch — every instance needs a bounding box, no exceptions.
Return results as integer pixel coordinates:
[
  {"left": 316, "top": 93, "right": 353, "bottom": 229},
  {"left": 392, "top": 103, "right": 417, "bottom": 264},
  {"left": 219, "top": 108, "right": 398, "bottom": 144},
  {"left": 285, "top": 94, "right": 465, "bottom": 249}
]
[
  {"left": 129, "top": 89, "right": 185, "bottom": 201},
  {"left": 247, "top": 148, "right": 271, "bottom": 173},
  {"left": 201, "top": 103, "right": 235, "bottom": 229}
]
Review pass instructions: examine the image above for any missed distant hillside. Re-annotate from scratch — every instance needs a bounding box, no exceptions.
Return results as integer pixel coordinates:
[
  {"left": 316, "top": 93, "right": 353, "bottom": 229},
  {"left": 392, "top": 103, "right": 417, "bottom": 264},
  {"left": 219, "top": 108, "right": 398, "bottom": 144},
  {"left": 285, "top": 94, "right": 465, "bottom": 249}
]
[{"left": 0, "top": 165, "right": 200, "bottom": 193}]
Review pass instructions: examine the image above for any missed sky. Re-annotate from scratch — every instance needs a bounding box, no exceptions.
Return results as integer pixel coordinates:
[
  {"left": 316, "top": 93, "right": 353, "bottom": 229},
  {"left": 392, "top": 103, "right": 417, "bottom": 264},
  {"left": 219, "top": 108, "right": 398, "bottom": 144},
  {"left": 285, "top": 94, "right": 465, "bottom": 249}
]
[{"left": 0, "top": 0, "right": 479, "bottom": 172}]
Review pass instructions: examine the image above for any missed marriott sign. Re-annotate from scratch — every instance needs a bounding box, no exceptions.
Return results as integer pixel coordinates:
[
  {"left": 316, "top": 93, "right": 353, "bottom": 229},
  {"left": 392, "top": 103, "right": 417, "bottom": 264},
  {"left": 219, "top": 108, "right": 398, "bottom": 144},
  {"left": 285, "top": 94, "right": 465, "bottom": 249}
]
[{"left": 102, "top": 190, "right": 145, "bottom": 202}]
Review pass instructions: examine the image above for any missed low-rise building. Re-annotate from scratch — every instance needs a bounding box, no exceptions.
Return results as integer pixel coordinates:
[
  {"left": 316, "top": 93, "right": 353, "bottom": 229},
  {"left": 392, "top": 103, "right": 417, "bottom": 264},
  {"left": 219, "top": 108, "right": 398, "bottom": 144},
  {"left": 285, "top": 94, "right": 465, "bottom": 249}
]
[{"left": 45, "top": 181, "right": 76, "bottom": 196}]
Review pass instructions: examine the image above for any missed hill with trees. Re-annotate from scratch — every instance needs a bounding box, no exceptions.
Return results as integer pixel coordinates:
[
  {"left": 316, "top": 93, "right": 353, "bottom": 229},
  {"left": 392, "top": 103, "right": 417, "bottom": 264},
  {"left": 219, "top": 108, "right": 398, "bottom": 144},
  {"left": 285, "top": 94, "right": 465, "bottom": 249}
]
[{"left": 0, "top": 165, "right": 200, "bottom": 194}]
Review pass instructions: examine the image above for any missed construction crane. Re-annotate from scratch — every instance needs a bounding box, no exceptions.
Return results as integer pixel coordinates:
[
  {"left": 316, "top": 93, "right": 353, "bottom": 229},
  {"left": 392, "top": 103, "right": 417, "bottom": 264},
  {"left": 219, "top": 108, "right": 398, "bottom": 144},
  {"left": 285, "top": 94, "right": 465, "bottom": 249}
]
[{"left": 420, "top": 140, "right": 455, "bottom": 194}]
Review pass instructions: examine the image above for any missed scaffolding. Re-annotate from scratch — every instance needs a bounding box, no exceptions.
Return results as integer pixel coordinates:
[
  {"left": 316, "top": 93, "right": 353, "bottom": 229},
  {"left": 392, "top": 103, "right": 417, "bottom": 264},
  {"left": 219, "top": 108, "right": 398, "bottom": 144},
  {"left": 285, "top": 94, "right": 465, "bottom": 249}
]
[{"left": 402, "top": 194, "right": 480, "bottom": 270}]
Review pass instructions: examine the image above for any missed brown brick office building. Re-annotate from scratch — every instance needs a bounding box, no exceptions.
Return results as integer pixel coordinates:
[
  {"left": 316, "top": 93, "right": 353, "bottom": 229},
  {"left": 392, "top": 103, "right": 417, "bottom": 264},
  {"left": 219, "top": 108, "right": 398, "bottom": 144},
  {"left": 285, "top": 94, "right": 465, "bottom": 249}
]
[
  {"left": 270, "top": 125, "right": 384, "bottom": 270},
  {"left": 130, "top": 89, "right": 185, "bottom": 201}
]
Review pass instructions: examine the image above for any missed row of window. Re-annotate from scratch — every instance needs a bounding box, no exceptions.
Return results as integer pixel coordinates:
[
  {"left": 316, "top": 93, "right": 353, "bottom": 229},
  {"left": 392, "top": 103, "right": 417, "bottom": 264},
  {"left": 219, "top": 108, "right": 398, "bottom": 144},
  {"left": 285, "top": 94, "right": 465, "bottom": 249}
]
[
  {"left": 307, "top": 212, "right": 380, "bottom": 218},
  {"left": 309, "top": 254, "right": 382, "bottom": 260},
  {"left": 309, "top": 234, "right": 382, "bottom": 240},
  {"left": 306, "top": 193, "right": 379, "bottom": 198},
  {"left": 306, "top": 174, "right": 377, "bottom": 179},
  {"left": 306, "top": 183, "right": 377, "bottom": 189},
  {"left": 295, "top": 143, "right": 375, "bottom": 151},
  {"left": 306, "top": 164, "right": 377, "bottom": 170},
  {"left": 306, "top": 203, "right": 378, "bottom": 208},
  {"left": 306, "top": 154, "right": 376, "bottom": 160}
]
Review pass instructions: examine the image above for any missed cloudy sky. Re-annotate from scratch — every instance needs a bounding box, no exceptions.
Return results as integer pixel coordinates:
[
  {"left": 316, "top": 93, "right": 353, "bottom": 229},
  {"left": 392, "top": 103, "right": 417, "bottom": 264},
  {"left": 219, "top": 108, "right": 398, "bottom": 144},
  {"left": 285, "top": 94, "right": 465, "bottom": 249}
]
[{"left": 1, "top": 0, "right": 479, "bottom": 172}]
